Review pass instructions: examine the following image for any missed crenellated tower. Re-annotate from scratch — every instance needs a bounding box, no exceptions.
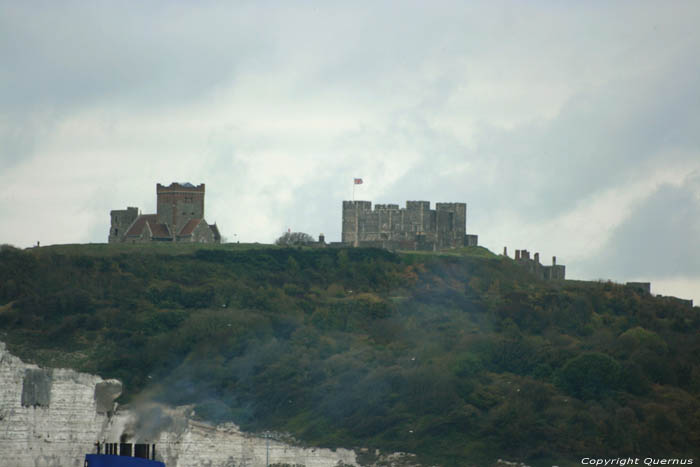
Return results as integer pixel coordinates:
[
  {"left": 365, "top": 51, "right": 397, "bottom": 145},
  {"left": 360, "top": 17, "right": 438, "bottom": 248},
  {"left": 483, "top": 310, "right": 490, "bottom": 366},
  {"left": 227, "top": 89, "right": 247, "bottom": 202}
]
[{"left": 156, "top": 183, "right": 205, "bottom": 235}]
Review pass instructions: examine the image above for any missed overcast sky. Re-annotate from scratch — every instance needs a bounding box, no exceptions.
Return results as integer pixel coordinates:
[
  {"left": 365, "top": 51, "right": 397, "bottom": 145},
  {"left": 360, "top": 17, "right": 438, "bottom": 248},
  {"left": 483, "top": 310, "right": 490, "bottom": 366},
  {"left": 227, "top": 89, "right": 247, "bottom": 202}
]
[{"left": 1, "top": 1, "right": 699, "bottom": 303}]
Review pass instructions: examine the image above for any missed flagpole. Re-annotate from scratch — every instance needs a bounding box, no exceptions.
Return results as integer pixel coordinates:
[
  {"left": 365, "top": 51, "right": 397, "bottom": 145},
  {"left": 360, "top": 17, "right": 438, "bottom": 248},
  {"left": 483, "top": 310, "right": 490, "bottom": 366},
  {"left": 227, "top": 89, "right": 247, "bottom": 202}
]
[{"left": 352, "top": 180, "right": 355, "bottom": 202}]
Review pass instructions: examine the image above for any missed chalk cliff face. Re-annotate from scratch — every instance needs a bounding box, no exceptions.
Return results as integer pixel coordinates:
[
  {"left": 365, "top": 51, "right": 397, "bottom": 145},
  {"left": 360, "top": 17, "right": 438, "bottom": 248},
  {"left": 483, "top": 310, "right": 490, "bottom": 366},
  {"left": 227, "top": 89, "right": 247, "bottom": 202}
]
[
  {"left": 0, "top": 342, "right": 357, "bottom": 467},
  {"left": 0, "top": 342, "right": 116, "bottom": 467}
]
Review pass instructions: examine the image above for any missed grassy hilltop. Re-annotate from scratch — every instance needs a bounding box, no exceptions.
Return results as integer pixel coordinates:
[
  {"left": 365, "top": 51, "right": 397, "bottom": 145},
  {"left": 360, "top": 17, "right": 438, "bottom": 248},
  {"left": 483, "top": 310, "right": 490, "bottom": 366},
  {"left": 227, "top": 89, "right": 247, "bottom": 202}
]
[{"left": 1, "top": 243, "right": 699, "bottom": 466}]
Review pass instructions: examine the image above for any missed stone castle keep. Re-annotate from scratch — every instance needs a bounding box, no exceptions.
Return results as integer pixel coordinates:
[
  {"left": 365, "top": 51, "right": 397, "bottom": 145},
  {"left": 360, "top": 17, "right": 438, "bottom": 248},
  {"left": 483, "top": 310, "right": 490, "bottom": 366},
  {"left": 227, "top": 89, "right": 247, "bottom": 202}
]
[
  {"left": 109, "top": 183, "right": 221, "bottom": 244},
  {"left": 341, "top": 200, "right": 478, "bottom": 250}
]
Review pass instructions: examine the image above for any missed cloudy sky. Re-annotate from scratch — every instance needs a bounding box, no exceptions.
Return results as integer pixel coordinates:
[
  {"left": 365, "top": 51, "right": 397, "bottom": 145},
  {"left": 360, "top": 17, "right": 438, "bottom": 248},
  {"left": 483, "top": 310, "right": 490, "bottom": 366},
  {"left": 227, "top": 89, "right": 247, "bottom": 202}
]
[{"left": 1, "top": 1, "right": 699, "bottom": 303}]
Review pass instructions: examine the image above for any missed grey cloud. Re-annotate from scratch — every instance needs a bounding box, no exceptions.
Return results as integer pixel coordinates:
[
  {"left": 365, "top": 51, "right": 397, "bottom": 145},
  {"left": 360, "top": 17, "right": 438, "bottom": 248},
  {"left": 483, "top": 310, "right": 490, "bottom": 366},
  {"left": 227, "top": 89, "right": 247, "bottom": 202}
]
[
  {"left": 366, "top": 45, "right": 700, "bottom": 225},
  {"left": 285, "top": 169, "right": 357, "bottom": 243},
  {"left": 1, "top": 2, "right": 264, "bottom": 168},
  {"left": 0, "top": 2, "right": 276, "bottom": 113},
  {"left": 275, "top": 35, "right": 700, "bottom": 240},
  {"left": 0, "top": 117, "right": 51, "bottom": 167},
  {"left": 579, "top": 172, "right": 700, "bottom": 279}
]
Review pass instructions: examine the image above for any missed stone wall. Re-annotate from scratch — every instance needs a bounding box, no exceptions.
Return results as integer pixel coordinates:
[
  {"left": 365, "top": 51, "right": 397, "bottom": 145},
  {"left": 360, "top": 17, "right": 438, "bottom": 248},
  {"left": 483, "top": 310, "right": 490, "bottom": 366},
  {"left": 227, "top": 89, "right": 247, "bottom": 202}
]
[
  {"left": 512, "top": 250, "right": 566, "bottom": 281},
  {"left": 109, "top": 207, "right": 139, "bottom": 243},
  {"left": 190, "top": 220, "right": 216, "bottom": 243},
  {"left": 341, "top": 200, "right": 471, "bottom": 250},
  {"left": 156, "top": 183, "right": 205, "bottom": 234},
  {"left": 435, "top": 203, "right": 466, "bottom": 249},
  {"left": 341, "top": 201, "right": 371, "bottom": 245},
  {"left": 465, "top": 234, "right": 478, "bottom": 247}
]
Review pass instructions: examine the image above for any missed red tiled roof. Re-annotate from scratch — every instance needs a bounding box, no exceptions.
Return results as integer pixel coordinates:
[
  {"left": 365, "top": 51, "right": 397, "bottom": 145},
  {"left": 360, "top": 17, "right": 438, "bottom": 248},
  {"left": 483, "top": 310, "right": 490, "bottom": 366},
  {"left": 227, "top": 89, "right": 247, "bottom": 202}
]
[
  {"left": 125, "top": 214, "right": 156, "bottom": 237},
  {"left": 148, "top": 221, "right": 171, "bottom": 238},
  {"left": 178, "top": 218, "right": 203, "bottom": 236}
]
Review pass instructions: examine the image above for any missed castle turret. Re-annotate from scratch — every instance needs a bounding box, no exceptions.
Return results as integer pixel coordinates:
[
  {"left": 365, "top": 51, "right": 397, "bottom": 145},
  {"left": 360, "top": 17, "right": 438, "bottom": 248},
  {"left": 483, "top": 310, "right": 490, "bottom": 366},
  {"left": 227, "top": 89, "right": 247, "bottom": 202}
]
[
  {"left": 405, "top": 201, "right": 431, "bottom": 235},
  {"left": 156, "top": 183, "right": 205, "bottom": 235},
  {"left": 342, "top": 200, "right": 371, "bottom": 246},
  {"left": 435, "top": 202, "right": 466, "bottom": 248}
]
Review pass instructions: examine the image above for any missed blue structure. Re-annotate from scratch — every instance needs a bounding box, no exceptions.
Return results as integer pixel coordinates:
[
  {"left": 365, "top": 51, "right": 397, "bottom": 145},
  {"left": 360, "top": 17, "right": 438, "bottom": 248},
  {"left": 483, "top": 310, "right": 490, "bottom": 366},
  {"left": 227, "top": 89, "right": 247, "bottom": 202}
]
[
  {"left": 85, "top": 455, "right": 165, "bottom": 467},
  {"left": 84, "top": 443, "right": 164, "bottom": 467}
]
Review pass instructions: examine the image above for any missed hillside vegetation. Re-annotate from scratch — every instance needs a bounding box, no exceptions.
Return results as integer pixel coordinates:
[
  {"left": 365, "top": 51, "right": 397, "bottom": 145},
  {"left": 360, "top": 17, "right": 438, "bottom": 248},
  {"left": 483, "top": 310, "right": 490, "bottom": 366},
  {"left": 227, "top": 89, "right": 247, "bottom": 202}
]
[{"left": 1, "top": 243, "right": 699, "bottom": 466}]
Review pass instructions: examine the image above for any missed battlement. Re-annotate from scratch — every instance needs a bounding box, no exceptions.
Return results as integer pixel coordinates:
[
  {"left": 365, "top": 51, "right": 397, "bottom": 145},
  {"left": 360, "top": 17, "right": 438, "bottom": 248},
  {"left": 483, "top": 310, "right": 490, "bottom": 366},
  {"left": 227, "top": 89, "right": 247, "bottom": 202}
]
[
  {"left": 342, "top": 199, "right": 474, "bottom": 250},
  {"left": 156, "top": 182, "right": 205, "bottom": 193},
  {"left": 110, "top": 206, "right": 139, "bottom": 216},
  {"left": 374, "top": 204, "right": 400, "bottom": 211},
  {"left": 406, "top": 200, "right": 431, "bottom": 210},
  {"left": 343, "top": 200, "right": 372, "bottom": 210}
]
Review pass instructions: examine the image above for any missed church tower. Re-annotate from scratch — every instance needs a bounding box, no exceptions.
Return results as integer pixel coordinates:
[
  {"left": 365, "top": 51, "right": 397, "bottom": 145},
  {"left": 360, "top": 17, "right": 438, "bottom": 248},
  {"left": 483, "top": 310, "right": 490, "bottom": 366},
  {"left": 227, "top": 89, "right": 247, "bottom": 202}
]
[{"left": 156, "top": 183, "right": 205, "bottom": 235}]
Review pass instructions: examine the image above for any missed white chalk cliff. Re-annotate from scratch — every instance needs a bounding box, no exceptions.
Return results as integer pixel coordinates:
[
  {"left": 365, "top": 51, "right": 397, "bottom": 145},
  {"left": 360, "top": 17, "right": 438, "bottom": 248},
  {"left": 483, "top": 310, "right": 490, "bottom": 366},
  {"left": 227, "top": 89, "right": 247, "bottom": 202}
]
[{"left": 0, "top": 342, "right": 359, "bottom": 467}]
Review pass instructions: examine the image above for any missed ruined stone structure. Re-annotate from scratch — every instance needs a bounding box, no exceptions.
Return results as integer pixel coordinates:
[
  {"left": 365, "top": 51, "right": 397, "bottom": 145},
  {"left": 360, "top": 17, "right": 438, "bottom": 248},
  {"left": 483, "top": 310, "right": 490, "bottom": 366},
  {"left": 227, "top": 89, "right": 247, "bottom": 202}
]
[
  {"left": 109, "top": 183, "right": 221, "bottom": 244},
  {"left": 342, "top": 200, "right": 478, "bottom": 250},
  {"left": 626, "top": 282, "right": 651, "bottom": 294},
  {"left": 511, "top": 249, "right": 566, "bottom": 280}
]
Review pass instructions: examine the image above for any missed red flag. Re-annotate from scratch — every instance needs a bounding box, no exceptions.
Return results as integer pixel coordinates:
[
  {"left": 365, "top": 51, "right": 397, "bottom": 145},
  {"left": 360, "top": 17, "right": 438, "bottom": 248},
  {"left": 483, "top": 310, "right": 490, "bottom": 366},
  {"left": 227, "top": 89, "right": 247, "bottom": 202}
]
[{"left": 354, "top": 178, "right": 363, "bottom": 185}]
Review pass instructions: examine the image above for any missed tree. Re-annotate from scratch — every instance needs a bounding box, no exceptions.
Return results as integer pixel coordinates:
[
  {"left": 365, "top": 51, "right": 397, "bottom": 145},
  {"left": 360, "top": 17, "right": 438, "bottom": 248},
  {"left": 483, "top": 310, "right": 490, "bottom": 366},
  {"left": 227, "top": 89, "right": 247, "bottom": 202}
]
[
  {"left": 556, "top": 352, "right": 621, "bottom": 399},
  {"left": 275, "top": 231, "right": 315, "bottom": 246}
]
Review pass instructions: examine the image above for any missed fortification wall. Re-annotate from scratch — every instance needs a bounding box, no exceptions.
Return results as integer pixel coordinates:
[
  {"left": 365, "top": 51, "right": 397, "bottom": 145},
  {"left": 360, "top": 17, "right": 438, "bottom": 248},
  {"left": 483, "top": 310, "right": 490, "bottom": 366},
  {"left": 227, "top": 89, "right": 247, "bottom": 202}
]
[{"left": 341, "top": 200, "right": 469, "bottom": 249}]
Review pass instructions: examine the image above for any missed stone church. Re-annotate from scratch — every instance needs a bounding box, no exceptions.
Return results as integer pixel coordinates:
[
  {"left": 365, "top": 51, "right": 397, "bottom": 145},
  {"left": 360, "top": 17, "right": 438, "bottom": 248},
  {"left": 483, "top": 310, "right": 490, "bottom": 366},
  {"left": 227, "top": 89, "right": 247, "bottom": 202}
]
[{"left": 109, "top": 183, "right": 221, "bottom": 244}]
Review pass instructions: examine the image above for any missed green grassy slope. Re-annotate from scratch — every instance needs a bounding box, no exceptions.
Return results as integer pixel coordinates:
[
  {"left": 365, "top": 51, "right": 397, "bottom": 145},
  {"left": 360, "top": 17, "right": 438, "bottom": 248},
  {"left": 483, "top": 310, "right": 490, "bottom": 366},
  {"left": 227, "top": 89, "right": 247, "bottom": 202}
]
[{"left": 0, "top": 243, "right": 698, "bottom": 466}]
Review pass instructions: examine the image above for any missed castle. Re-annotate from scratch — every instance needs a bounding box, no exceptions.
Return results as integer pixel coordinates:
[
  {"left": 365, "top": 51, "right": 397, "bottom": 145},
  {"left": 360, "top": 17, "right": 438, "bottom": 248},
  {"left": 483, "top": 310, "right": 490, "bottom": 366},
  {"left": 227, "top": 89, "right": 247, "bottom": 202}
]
[
  {"left": 341, "top": 200, "right": 478, "bottom": 250},
  {"left": 107, "top": 188, "right": 567, "bottom": 280},
  {"left": 109, "top": 183, "right": 221, "bottom": 244}
]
